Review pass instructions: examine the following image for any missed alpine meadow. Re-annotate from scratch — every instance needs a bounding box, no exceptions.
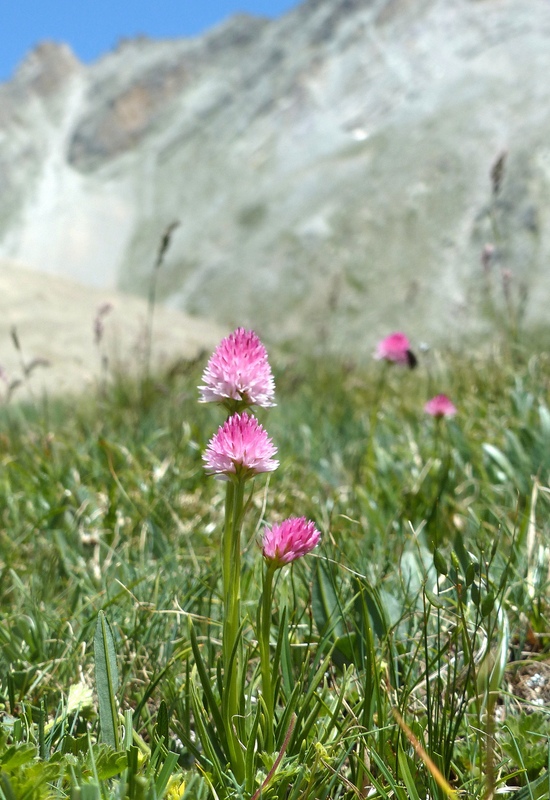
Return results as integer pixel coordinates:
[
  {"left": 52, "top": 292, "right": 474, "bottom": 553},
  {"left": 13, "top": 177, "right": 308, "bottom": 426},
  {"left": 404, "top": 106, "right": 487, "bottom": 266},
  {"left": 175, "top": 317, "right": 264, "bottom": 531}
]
[
  {"left": 1, "top": 0, "right": 550, "bottom": 797},
  {"left": 0, "top": 317, "right": 549, "bottom": 798}
]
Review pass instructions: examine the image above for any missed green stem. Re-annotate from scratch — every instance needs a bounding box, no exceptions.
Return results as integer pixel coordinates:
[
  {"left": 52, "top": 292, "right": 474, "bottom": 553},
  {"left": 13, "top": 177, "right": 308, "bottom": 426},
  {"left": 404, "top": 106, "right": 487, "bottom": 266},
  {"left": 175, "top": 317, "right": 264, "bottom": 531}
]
[
  {"left": 222, "top": 478, "right": 246, "bottom": 782},
  {"left": 433, "top": 421, "right": 451, "bottom": 548},
  {"left": 222, "top": 482, "right": 236, "bottom": 624},
  {"left": 259, "top": 562, "right": 277, "bottom": 753}
]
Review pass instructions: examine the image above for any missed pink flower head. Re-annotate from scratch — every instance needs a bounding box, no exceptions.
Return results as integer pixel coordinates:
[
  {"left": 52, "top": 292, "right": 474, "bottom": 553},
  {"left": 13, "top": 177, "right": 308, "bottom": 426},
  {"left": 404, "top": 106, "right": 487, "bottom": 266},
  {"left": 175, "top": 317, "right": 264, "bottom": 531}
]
[
  {"left": 203, "top": 411, "right": 279, "bottom": 480},
  {"left": 375, "top": 332, "right": 417, "bottom": 368},
  {"left": 199, "top": 327, "right": 275, "bottom": 410},
  {"left": 424, "top": 394, "right": 457, "bottom": 419},
  {"left": 261, "top": 517, "right": 321, "bottom": 568}
]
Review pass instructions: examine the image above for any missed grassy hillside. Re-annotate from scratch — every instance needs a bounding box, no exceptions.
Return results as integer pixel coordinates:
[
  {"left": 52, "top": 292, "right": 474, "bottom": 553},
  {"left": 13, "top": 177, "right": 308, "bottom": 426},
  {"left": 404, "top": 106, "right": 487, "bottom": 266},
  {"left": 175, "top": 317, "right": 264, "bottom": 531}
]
[{"left": 0, "top": 333, "right": 548, "bottom": 798}]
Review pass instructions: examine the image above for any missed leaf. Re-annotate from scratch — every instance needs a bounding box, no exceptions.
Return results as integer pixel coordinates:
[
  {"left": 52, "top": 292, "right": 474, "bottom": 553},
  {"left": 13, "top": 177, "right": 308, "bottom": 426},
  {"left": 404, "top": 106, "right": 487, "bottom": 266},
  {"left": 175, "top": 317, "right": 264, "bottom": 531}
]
[
  {"left": 361, "top": 581, "right": 393, "bottom": 640},
  {"left": 312, "top": 560, "right": 345, "bottom": 640},
  {"left": 424, "top": 589, "right": 447, "bottom": 610},
  {"left": 481, "top": 592, "right": 495, "bottom": 618},
  {"left": 482, "top": 443, "right": 518, "bottom": 484},
  {"left": 62, "top": 734, "right": 89, "bottom": 756},
  {"left": 156, "top": 700, "right": 169, "bottom": 748},
  {"left": 397, "top": 745, "right": 422, "bottom": 800},
  {"left": 0, "top": 774, "right": 17, "bottom": 800},
  {"left": 245, "top": 695, "right": 263, "bottom": 794},
  {"left": 279, "top": 607, "right": 294, "bottom": 698},
  {"left": 465, "top": 562, "right": 476, "bottom": 587},
  {"left": 332, "top": 633, "right": 359, "bottom": 667},
  {"left": 538, "top": 404, "right": 550, "bottom": 439},
  {"left": 369, "top": 749, "right": 409, "bottom": 799},
  {"left": 154, "top": 751, "right": 181, "bottom": 797},
  {"left": 433, "top": 549, "right": 448, "bottom": 576},
  {"left": 188, "top": 619, "right": 227, "bottom": 752},
  {"left": 289, "top": 651, "right": 332, "bottom": 751},
  {"left": 0, "top": 743, "right": 36, "bottom": 770},
  {"left": 501, "top": 712, "right": 550, "bottom": 776},
  {"left": 93, "top": 744, "right": 128, "bottom": 780},
  {"left": 512, "top": 771, "right": 550, "bottom": 800},
  {"left": 94, "top": 611, "right": 120, "bottom": 750},
  {"left": 79, "top": 784, "right": 101, "bottom": 800}
]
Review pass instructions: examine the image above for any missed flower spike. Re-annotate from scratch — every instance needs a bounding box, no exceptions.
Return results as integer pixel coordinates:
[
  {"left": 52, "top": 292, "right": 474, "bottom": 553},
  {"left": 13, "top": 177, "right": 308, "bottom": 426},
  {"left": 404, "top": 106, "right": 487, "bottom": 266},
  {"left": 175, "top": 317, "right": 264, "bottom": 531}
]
[
  {"left": 262, "top": 517, "right": 321, "bottom": 568},
  {"left": 375, "top": 332, "right": 417, "bottom": 369},
  {"left": 199, "top": 327, "right": 276, "bottom": 410},
  {"left": 203, "top": 411, "right": 279, "bottom": 480},
  {"left": 424, "top": 394, "right": 457, "bottom": 419}
]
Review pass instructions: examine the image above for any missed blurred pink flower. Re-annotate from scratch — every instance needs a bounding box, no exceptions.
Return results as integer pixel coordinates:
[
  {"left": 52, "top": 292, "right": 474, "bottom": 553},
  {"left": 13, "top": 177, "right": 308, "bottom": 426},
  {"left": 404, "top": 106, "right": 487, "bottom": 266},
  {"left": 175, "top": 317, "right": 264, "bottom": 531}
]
[
  {"left": 262, "top": 516, "right": 321, "bottom": 568},
  {"left": 375, "top": 332, "right": 417, "bottom": 368},
  {"left": 424, "top": 394, "right": 457, "bottom": 419},
  {"left": 199, "top": 327, "right": 275, "bottom": 409},
  {"left": 203, "top": 411, "right": 279, "bottom": 480}
]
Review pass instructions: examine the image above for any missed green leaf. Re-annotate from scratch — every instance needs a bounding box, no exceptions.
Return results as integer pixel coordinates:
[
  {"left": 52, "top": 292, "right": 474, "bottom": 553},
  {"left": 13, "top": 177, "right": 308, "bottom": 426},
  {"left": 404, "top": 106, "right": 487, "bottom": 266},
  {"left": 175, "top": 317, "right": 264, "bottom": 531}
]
[
  {"left": 425, "top": 589, "right": 447, "bottom": 610},
  {"left": 501, "top": 712, "right": 550, "bottom": 776},
  {"left": 156, "top": 700, "right": 169, "bottom": 748},
  {"left": 0, "top": 773, "right": 17, "bottom": 800},
  {"left": 539, "top": 404, "right": 550, "bottom": 438},
  {"left": 154, "top": 751, "right": 181, "bottom": 797},
  {"left": 93, "top": 744, "right": 128, "bottom": 780},
  {"left": 93, "top": 611, "right": 120, "bottom": 750},
  {"left": 512, "top": 771, "right": 550, "bottom": 800},
  {"left": 188, "top": 619, "right": 228, "bottom": 756},
  {"left": 0, "top": 743, "right": 36, "bottom": 770},
  {"left": 433, "top": 549, "right": 448, "bottom": 576},
  {"left": 358, "top": 580, "right": 392, "bottom": 641},
  {"left": 369, "top": 748, "right": 409, "bottom": 799},
  {"left": 245, "top": 694, "right": 263, "bottom": 793},
  {"left": 465, "top": 562, "right": 476, "bottom": 587},
  {"left": 279, "top": 606, "right": 294, "bottom": 698},
  {"left": 482, "top": 443, "right": 518, "bottom": 483},
  {"left": 397, "top": 745, "right": 422, "bottom": 800},
  {"left": 332, "top": 632, "right": 359, "bottom": 667},
  {"left": 312, "top": 560, "right": 345, "bottom": 640},
  {"left": 481, "top": 592, "right": 495, "bottom": 617},
  {"left": 78, "top": 785, "right": 101, "bottom": 800}
]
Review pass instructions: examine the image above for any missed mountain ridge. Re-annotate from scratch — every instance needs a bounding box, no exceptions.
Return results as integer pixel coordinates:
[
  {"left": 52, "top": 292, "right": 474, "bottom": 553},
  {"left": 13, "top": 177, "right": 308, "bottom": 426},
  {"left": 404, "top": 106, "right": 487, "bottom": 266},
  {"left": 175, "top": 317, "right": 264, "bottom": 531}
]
[{"left": 2, "top": 0, "right": 550, "bottom": 355}]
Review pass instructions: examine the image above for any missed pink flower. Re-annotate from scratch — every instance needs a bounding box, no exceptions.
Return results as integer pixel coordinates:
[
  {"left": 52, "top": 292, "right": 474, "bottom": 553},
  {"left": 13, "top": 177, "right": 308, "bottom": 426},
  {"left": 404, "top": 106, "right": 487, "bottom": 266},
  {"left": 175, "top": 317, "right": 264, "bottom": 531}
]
[
  {"left": 375, "top": 332, "right": 417, "bottom": 368},
  {"left": 199, "top": 327, "right": 275, "bottom": 410},
  {"left": 424, "top": 394, "right": 457, "bottom": 419},
  {"left": 261, "top": 517, "right": 321, "bottom": 568},
  {"left": 203, "top": 412, "right": 279, "bottom": 480}
]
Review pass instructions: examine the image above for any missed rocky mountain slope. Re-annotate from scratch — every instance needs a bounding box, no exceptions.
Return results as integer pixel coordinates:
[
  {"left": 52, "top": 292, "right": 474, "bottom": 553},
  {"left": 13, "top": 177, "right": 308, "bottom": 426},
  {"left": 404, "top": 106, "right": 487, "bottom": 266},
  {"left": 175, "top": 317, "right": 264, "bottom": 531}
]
[{"left": 1, "top": 0, "right": 550, "bottom": 355}]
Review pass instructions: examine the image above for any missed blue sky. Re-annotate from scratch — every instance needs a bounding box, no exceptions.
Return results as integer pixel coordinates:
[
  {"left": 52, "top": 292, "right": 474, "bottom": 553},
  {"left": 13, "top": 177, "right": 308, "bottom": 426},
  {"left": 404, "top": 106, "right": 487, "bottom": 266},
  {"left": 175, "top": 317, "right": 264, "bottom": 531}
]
[{"left": 0, "top": 0, "right": 302, "bottom": 81}]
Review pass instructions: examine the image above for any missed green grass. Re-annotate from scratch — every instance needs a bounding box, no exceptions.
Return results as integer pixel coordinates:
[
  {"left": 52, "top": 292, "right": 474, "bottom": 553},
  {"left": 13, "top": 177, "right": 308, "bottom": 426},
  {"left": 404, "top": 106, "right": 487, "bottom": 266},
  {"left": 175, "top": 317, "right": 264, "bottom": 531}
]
[{"left": 0, "top": 338, "right": 549, "bottom": 798}]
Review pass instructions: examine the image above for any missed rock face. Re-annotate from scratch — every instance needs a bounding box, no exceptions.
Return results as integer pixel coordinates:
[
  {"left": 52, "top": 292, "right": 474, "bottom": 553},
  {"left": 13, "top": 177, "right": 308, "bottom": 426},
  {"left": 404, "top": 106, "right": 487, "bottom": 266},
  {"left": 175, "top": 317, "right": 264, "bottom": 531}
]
[{"left": 1, "top": 0, "right": 550, "bottom": 355}]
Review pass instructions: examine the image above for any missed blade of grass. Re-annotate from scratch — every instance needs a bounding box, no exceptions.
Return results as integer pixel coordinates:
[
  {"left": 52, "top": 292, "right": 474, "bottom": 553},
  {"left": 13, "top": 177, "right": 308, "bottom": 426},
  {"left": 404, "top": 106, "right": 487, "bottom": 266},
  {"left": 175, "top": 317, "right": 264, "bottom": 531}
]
[
  {"left": 93, "top": 611, "right": 120, "bottom": 750},
  {"left": 392, "top": 707, "right": 458, "bottom": 799}
]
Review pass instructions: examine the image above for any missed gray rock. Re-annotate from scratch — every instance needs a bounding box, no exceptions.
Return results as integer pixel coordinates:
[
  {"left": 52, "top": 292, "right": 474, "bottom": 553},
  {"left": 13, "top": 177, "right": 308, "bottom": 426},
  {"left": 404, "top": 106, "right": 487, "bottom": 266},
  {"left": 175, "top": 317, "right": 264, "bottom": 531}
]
[{"left": 1, "top": 0, "right": 550, "bottom": 356}]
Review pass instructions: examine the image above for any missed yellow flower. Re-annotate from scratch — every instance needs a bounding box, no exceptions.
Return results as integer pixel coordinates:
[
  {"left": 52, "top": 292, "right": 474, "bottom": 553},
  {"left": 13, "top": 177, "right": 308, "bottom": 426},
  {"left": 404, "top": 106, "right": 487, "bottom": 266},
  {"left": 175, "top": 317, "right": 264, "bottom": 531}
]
[{"left": 166, "top": 776, "right": 185, "bottom": 799}]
